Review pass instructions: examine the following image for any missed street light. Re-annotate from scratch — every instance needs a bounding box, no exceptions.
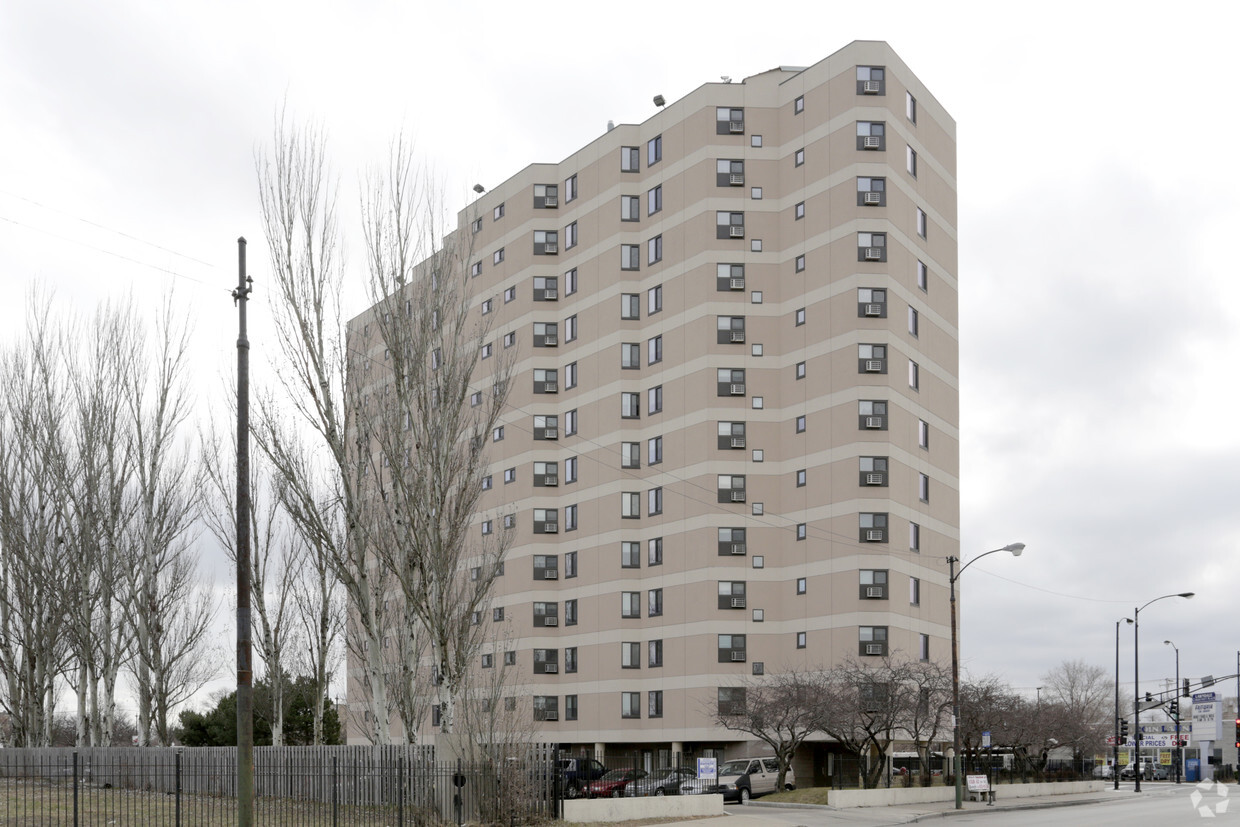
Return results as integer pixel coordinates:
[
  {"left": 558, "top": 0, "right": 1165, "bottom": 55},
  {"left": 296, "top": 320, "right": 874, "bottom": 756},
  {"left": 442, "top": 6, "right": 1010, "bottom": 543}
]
[
  {"left": 1115, "top": 618, "right": 1132, "bottom": 790},
  {"left": 949, "top": 542, "right": 1025, "bottom": 810},
  {"left": 1165, "top": 640, "right": 1181, "bottom": 784},
  {"left": 1133, "top": 592, "right": 1194, "bottom": 792}
]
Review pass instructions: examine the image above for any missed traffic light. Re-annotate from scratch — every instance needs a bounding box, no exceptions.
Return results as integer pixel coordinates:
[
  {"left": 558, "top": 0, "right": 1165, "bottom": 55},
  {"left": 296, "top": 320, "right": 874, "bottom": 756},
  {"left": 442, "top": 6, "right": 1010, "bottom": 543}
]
[
  {"left": 1169, "top": 700, "right": 1178, "bottom": 718},
  {"left": 1234, "top": 718, "right": 1239, "bottom": 750},
  {"left": 1120, "top": 719, "right": 1130, "bottom": 740},
  {"left": 1184, "top": 678, "right": 1191, "bottom": 697},
  {"left": 1145, "top": 692, "right": 1153, "bottom": 704}
]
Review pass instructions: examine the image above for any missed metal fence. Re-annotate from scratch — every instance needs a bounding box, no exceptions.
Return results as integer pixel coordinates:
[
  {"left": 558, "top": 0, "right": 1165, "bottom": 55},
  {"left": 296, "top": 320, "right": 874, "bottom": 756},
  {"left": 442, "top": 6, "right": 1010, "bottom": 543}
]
[{"left": 0, "top": 745, "right": 560, "bottom": 826}]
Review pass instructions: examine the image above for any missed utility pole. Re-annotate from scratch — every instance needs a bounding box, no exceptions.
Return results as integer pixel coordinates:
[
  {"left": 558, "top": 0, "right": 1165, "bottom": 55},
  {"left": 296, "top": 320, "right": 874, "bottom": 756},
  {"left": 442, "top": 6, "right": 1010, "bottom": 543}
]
[{"left": 234, "top": 238, "right": 254, "bottom": 826}]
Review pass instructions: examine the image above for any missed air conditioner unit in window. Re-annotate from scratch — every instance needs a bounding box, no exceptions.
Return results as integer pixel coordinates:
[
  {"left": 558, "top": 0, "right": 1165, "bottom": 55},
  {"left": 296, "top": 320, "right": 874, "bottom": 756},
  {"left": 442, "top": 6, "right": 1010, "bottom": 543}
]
[
  {"left": 863, "top": 191, "right": 883, "bottom": 205},
  {"left": 731, "top": 597, "right": 747, "bottom": 609},
  {"left": 865, "top": 529, "right": 885, "bottom": 542},
  {"left": 543, "top": 243, "right": 558, "bottom": 254},
  {"left": 543, "top": 475, "right": 558, "bottom": 486},
  {"left": 543, "top": 663, "right": 559, "bottom": 673},
  {"left": 866, "top": 586, "right": 885, "bottom": 598},
  {"left": 864, "top": 416, "right": 884, "bottom": 429},
  {"left": 543, "top": 616, "right": 559, "bottom": 626},
  {"left": 730, "top": 437, "right": 746, "bottom": 448},
  {"left": 731, "top": 543, "right": 747, "bottom": 555},
  {"left": 864, "top": 247, "right": 884, "bottom": 260},
  {"left": 543, "top": 196, "right": 558, "bottom": 207},
  {"left": 863, "top": 81, "right": 882, "bottom": 93},
  {"left": 864, "top": 303, "right": 883, "bottom": 316},
  {"left": 543, "top": 428, "right": 558, "bottom": 439},
  {"left": 543, "top": 335, "right": 557, "bottom": 346},
  {"left": 543, "top": 523, "right": 559, "bottom": 534},
  {"left": 730, "top": 490, "right": 746, "bottom": 502},
  {"left": 729, "top": 383, "right": 746, "bottom": 395},
  {"left": 542, "top": 710, "right": 559, "bottom": 720},
  {"left": 729, "top": 277, "right": 745, "bottom": 289},
  {"left": 543, "top": 382, "right": 558, "bottom": 393},
  {"left": 729, "top": 172, "right": 745, "bottom": 185},
  {"left": 730, "top": 331, "right": 745, "bottom": 342},
  {"left": 730, "top": 650, "right": 746, "bottom": 661},
  {"left": 862, "top": 136, "right": 882, "bottom": 149},
  {"left": 729, "top": 121, "right": 744, "bottom": 133},
  {"left": 728, "top": 225, "right": 745, "bottom": 238},
  {"left": 865, "top": 360, "right": 885, "bottom": 372},
  {"left": 865, "top": 643, "right": 884, "bottom": 655},
  {"left": 543, "top": 569, "right": 559, "bottom": 579},
  {"left": 865, "top": 473, "right": 885, "bottom": 485},
  {"left": 543, "top": 288, "right": 558, "bottom": 300}
]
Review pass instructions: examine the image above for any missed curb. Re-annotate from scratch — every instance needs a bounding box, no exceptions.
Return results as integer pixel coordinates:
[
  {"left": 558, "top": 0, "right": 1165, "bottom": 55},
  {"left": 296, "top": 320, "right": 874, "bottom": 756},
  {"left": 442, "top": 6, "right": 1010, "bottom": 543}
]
[{"left": 910, "top": 796, "right": 1115, "bottom": 821}]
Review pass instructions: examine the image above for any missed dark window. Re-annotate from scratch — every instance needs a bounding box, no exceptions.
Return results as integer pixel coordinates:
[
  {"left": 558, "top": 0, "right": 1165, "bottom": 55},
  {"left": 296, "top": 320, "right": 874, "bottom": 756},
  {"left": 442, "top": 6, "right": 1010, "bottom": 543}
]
[
  {"left": 856, "top": 65, "right": 885, "bottom": 95},
  {"left": 718, "top": 634, "right": 746, "bottom": 663},
  {"left": 717, "top": 686, "right": 746, "bottom": 715},
  {"left": 716, "top": 107, "right": 745, "bottom": 135}
]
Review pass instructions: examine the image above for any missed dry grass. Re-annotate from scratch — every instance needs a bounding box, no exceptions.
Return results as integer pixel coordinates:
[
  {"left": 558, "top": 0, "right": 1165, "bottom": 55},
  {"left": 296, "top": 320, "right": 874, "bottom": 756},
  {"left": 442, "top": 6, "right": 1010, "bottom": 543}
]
[{"left": 762, "top": 786, "right": 831, "bottom": 805}]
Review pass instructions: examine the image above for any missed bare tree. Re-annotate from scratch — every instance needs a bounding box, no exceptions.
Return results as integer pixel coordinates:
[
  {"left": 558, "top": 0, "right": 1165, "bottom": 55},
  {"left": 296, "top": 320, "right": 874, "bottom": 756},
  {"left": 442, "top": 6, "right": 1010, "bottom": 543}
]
[
  {"left": 901, "top": 660, "right": 952, "bottom": 784},
  {"left": 1040, "top": 659, "right": 1110, "bottom": 762},
  {"left": 713, "top": 669, "right": 817, "bottom": 790},
  {"left": 357, "top": 141, "right": 513, "bottom": 740}
]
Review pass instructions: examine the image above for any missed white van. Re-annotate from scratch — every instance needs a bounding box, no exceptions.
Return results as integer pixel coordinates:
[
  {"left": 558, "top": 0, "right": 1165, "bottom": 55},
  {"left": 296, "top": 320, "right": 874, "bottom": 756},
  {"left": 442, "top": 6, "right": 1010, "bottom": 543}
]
[{"left": 699, "top": 757, "right": 795, "bottom": 803}]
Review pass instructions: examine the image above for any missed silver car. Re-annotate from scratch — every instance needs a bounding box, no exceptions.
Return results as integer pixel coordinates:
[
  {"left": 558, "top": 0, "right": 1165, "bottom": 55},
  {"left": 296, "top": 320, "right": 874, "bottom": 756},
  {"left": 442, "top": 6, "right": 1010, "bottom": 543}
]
[{"left": 626, "top": 767, "right": 697, "bottom": 796}]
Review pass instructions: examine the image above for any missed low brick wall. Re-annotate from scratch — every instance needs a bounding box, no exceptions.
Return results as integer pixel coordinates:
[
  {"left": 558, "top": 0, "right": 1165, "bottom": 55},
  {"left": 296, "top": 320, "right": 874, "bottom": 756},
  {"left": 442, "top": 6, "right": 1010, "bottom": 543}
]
[
  {"left": 826, "top": 779, "right": 1106, "bottom": 808},
  {"left": 562, "top": 793, "right": 725, "bottom": 822}
]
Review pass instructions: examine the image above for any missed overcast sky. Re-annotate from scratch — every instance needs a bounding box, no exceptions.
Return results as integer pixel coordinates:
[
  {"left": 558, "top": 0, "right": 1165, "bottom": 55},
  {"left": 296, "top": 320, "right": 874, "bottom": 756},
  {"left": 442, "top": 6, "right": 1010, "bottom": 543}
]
[{"left": 3, "top": 1, "right": 1238, "bottom": 715}]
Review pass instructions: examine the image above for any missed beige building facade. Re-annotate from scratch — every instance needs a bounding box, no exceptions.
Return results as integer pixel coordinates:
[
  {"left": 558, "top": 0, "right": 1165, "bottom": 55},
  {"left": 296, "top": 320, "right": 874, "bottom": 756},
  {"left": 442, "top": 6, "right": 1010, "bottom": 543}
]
[{"left": 348, "top": 40, "right": 958, "bottom": 767}]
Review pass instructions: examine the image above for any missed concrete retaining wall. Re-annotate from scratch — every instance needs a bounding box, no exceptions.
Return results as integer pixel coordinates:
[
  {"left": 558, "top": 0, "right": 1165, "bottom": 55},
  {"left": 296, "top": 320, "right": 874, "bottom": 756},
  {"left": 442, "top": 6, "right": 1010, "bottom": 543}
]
[
  {"left": 827, "top": 780, "right": 1106, "bottom": 808},
  {"left": 562, "top": 794, "right": 725, "bottom": 822}
]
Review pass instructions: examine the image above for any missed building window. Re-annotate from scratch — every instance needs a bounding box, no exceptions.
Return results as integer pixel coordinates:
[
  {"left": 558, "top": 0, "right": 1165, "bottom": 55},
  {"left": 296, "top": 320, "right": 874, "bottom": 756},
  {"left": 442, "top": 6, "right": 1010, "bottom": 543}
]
[
  {"left": 493, "top": 248, "right": 504, "bottom": 265},
  {"left": 621, "top": 692, "right": 641, "bottom": 719},
  {"left": 533, "top": 649, "right": 559, "bottom": 675},
  {"left": 647, "top": 285, "right": 662, "bottom": 314},
  {"left": 917, "top": 260, "right": 928, "bottom": 292},
  {"left": 621, "top": 391, "right": 640, "bottom": 419},
  {"left": 621, "top": 442, "right": 640, "bottom": 469},
  {"left": 481, "top": 299, "right": 492, "bottom": 315},
  {"left": 648, "top": 537, "right": 663, "bottom": 566},
  {"left": 533, "top": 276, "right": 558, "bottom": 302},
  {"left": 647, "top": 135, "right": 662, "bottom": 166},
  {"left": 795, "top": 308, "right": 805, "bottom": 326},
  {"left": 481, "top": 653, "right": 493, "bottom": 668},
  {"left": 533, "top": 368, "right": 558, "bottom": 394},
  {"left": 621, "top": 244, "right": 640, "bottom": 271},
  {"left": 716, "top": 106, "right": 744, "bottom": 134},
  {"left": 717, "top": 263, "right": 745, "bottom": 291},
  {"left": 564, "top": 646, "right": 578, "bottom": 673},
  {"left": 492, "top": 425, "right": 505, "bottom": 442},
  {"left": 717, "top": 474, "right": 746, "bottom": 503},
  {"left": 621, "top": 342, "right": 640, "bottom": 369},
  {"left": 647, "top": 335, "right": 662, "bottom": 365},
  {"left": 621, "top": 194, "right": 640, "bottom": 222},
  {"left": 860, "top": 512, "right": 889, "bottom": 543},
  {"left": 857, "top": 176, "right": 886, "bottom": 207},
  {"left": 918, "top": 419, "right": 929, "bottom": 449},
  {"left": 907, "top": 145, "right": 917, "bottom": 176},
  {"left": 858, "top": 232, "right": 887, "bottom": 262},
  {"left": 860, "top": 456, "right": 889, "bottom": 487},
  {"left": 796, "top": 577, "right": 807, "bottom": 595},
  {"left": 856, "top": 121, "right": 886, "bottom": 151},
  {"left": 716, "top": 158, "right": 745, "bottom": 187},
  {"left": 564, "top": 599, "right": 577, "bottom": 626},
  {"left": 859, "top": 399, "right": 887, "bottom": 430},
  {"left": 794, "top": 95, "right": 804, "bottom": 114},
  {"left": 796, "top": 469, "right": 807, "bottom": 487},
  {"left": 533, "top": 508, "right": 559, "bottom": 534},
  {"left": 910, "top": 522, "right": 921, "bottom": 553},
  {"left": 647, "top": 487, "right": 663, "bottom": 516},
  {"left": 717, "top": 315, "right": 746, "bottom": 344},
  {"left": 481, "top": 475, "right": 492, "bottom": 491},
  {"left": 647, "top": 436, "right": 662, "bottom": 465},
  {"left": 534, "top": 183, "right": 558, "bottom": 209},
  {"left": 471, "top": 217, "right": 482, "bottom": 234},
  {"left": 648, "top": 385, "right": 663, "bottom": 414},
  {"left": 533, "top": 414, "right": 558, "bottom": 440},
  {"left": 533, "top": 461, "right": 558, "bottom": 488},
  {"left": 481, "top": 520, "right": 493, "bottom": 536},
  {"left": 796, "top": 415, "right": 806, "bottom": 433},
  {"left": 716, "top": 211, "right": 745, "bottom": 239},
  {"left": 647, "top": 235, "right": 662, "bottom": 265},
  {"left": 493, "top": 606, "right": 504, "bottom": 622},
  {"left": 533, "top": 230, "right": 559, "bottom": 255},
  {"left": 564, "top": 268, "right": 578, "bottom": 295},
  {"left": 564, "top": 221, "right": 578, "bottom": 249},
  {"left": 717, "top": 686, "right": 746, "bottom": 716},
  {"left": 916, "top": 207, "right": 927, "bottom": 238},
  {"left": 858, "top": 343, "right": 887, "bottom": 374},
  {"left": 471, "top": 261, "right": 482, "bottom": 277},
  {"left": 565, "top": 694, "right": 578, "bottom": 721},
  {"left": 910, "top": 577, "right": 921, "bottom": 606},
  {"left": 471, "top": 391, "right": 482, "bottom": 407},
  {"left": 794, "top": 201, "right": 805, "bottom": 220},
  {"left": 717, "top": 421, "right": 746, "bottom": 450},
  {"left": 860, "top": 626, "right": 889, "bottom": 656},
  {"left": 909, "top": 360, "right": 920, "bottom": 390},
  {"left": 796, "top": 632, "right": 807, "bottom": 649},
  {"left": 794, "top": 148, "right": 804, "bottom": 167},
  {"left": 621, "top": 492, "right": 640, "bottom": 519},
  {"left": 621, "top": 293, "right": 639, "bottom": 320},
  {"left": 564, "top": 551, "right": 577, "bottom": 578},
  {"left": 621, "top": 542, "right": 640, "bottom": 569},
  {"left": 621, "top": 591, "right": 640, "bottom": 618},
  {"left": 796, "top": 523, "right": 806, "bottom": 540},
  {"left": 564, "top": 314, "right": 577, "bottom": 342},
  {"left": 908, "top": 306, "right": 919, "bottom": 337},
  {"left": 621, "top": 641, "right": 641, "bottom": 669},
  {"left": 533, "top": 322, "right": 558, "bottom": 348},
  {"left": 493, "top": 203, "right": 505, "bottom": 221},
  {"left": 565, "top": 174, "right": 577, "bottom": 202},
  {"left": 796, "top": 361, "right": 806, "bottom": 380},
  {"left": 717, "top": 368, "right": 745, "bottom": 397},
  {"left": 919, "top": 473, "right": 930, "bottom": 502},
  {"left": 718, "top": 634, "right": 746, "bottom": 663},
  {"left": 564, "top": 408, "right": 577, "bottom": 436},
  {"left": 648, "top": 640, "right": 663, "bottom": 667},
  {"left": 565, "top": 362, "right": 577, "bottom": 389},
  {"left": 621, "top": 146, "right": 639, "bottom": 172},
  {"left": 648, "top": 588, "right": 663, "bottom": 617},
  {"left": 857, "top": 65, "right": 885, "bottom": 95},
  {"left": 503, "top": 332, "right": 515, "bottom": 349},
  {"left": 504, "top": 467, "right": 516, "bottom": 484},
  {"left": 860, "top": 569, "right": 888, "bottom": 600},
  {"left": 718, "top": 527, "right": 746, "bottom": 556},
  {"left": 751, "top": 134, "right": 762, "bottom": 147},
  {"left": 906, "top": 91, "right": 917, "bottom": 123},
  {"left": 647, "top": 185, "right": 662, "bottom": 215}
]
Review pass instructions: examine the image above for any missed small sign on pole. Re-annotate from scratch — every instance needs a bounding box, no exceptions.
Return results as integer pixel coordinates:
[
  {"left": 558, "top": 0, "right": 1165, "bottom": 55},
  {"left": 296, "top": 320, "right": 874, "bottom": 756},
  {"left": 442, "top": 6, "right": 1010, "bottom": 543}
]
[{"left": 982, "top": 731, "right": 991, "bottom": 748}]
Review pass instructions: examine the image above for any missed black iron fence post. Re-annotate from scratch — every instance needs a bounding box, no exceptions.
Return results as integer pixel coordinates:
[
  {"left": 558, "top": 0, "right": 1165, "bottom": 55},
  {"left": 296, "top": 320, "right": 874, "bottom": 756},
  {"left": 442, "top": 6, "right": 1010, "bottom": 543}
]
[
  {"left": 397, "top": 753, "right": 404, "bottom": 827},
  {"left": 175, "top": 750, "right": 182, "bottom": 827},
  {"left": 332, "top": 755, "right": 338, "bottom": 827},
  {"left": 73, "top": 751, "right": 79, "bottom": 827}
]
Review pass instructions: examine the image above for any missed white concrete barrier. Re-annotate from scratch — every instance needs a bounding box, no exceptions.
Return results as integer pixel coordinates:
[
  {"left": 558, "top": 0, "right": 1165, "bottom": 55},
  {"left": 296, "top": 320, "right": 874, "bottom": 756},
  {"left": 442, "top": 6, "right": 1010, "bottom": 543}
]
[
  {"left": 562, "top": 793, "right": 725, "bottom": 822},
  {"left": 826, "top": 779, "right": 1106, "bottom": 808}
]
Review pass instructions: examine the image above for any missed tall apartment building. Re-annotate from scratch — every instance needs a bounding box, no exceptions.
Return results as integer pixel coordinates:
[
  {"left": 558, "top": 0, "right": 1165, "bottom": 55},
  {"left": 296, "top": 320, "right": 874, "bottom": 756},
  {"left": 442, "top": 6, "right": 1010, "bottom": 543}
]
[{"left": 348, "top": 40, "right": 957, "bottom": 771}]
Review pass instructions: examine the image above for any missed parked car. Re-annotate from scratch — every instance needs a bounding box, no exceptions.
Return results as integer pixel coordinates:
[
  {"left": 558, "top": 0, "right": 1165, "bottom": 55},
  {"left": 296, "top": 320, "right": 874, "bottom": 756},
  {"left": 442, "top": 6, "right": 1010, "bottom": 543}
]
[
  {"left": 1120, "top": 763, "right": 1154, "bottom": 780},
  {"left": 584, "top": 768, "right": 648, "bottom": 798},
  {"left": 694, "top": 757, "right": 794, "bottom": 804},
  {"left": 1092, "top": 764, "right": 1114, "bottom": 779},
  {"left": 557, "top": 757, "right": 607, "bottom": 797},
  {"left": 1151, "top": 765, "right": 1170, "bottom": 781},
  {"left": 625, "top": 766, "right": 697, "bottom": 796}
]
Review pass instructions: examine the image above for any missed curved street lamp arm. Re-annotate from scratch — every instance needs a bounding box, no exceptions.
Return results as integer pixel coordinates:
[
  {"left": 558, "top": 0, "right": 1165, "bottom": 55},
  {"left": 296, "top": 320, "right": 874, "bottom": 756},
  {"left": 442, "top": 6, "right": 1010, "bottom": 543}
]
[{"left": 950, "top": 543, "right": 1026, "bottom": 583}]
